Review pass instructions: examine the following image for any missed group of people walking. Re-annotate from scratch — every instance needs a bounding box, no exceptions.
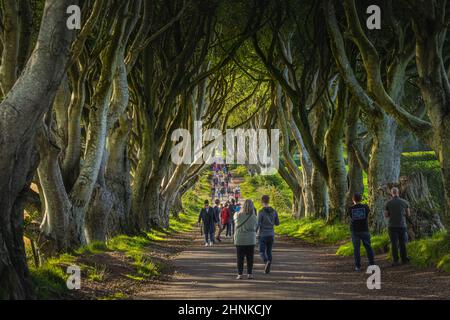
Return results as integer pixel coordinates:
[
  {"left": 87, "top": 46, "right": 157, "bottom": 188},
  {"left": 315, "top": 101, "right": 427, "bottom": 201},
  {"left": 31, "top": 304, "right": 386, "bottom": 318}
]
[
  {"left": 348, "top": 187, "right": 411, "bottom": 271},
  {"left": 198, "top": 194, "right": 279, "bottom": 279},
  {"left": 210, "top": 163, "right": 240, "bottom": 202},
  {"left": 200, "top": 165, "right": 412, "bottom": 278}
]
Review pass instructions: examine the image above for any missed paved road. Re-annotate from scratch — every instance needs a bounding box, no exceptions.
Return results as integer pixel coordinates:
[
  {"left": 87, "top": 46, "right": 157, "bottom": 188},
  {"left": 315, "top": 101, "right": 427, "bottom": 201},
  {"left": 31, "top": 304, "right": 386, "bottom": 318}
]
[{"left": 135, "top": 234, "right": 450, "bottom": 300}]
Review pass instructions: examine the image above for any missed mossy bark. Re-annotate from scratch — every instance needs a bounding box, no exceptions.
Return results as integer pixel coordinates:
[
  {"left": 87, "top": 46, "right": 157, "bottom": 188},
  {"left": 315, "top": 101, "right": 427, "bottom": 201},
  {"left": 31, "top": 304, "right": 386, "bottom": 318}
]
[{"left": 325, "top": 86, "right": 348, "bottom": 223}]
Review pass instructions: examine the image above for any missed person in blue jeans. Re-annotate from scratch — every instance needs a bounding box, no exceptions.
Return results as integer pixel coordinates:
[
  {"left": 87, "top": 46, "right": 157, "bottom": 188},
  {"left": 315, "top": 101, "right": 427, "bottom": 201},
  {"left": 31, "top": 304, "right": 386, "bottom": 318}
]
[
  {"left": 348, "top": 193, "right": 375, "bottom": 271},
  {"left": 256, "top": 195, "right": 280, "bottom": 274}
]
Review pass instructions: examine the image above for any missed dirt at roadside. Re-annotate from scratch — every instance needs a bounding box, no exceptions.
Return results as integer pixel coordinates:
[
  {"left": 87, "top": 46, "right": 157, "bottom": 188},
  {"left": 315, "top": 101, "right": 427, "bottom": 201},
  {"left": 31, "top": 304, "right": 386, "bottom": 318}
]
[{"left": 66, "top": 230, "right": 197, "bottom": 300}]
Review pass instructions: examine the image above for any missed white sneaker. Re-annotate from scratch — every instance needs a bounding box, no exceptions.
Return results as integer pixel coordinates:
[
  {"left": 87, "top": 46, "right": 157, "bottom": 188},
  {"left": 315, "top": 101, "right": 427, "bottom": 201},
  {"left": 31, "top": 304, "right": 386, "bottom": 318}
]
[
  {"left": 236, "top": 275, "right": 242, "bottom": 280},
  {"left": 209, "top": 242, "right": 213, "bottom": 246},
  {"left": 205, "top": 243, "right": 209, "bottom": 247}
]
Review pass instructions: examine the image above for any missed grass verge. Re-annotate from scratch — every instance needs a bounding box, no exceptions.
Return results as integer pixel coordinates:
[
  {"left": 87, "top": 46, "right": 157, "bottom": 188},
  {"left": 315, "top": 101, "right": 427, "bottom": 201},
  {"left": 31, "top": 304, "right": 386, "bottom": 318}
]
[
  {"left": 29, "top": 182, "right": 203, "bottom": 299},
  {"left": 336, "top": 231, "right": 450, "bottom": 274},
  {"left": 335, "top": 233, "right": 390, "bottom": 257},
  {"left": 276, "top": 214, "right": 350, "bottom": 245},
  {"left": 407, "top": 231, "right": 450, "bottom": 272}
]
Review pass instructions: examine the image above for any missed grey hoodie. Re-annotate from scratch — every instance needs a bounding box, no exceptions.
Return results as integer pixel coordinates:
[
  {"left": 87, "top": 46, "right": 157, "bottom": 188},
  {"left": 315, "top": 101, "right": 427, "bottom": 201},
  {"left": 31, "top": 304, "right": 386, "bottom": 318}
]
[{"left": 257, "top": 207, "right": 280, "bottom": 237}]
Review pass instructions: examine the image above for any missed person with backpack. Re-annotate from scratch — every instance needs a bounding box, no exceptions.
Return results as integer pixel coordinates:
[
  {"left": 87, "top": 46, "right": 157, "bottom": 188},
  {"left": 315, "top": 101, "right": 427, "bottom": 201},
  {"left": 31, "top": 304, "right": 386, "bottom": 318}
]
[
  {"left": 217, "top": 202, "right": 231, "bottom": 241},
  {"left": 198, "top": 200, "right": 218, "bottom": 247},
  {"left": 256, "top": 195, "right": 280, "bottom": 274},
  {"left": 234, "top": 199, "right": 258, "bottom": 280},
  {"left": 385, "top": 187, "right": 411, "bottom": 266},
  {"left": 348, "top": 193, "right": 375, "bottom": 271}
]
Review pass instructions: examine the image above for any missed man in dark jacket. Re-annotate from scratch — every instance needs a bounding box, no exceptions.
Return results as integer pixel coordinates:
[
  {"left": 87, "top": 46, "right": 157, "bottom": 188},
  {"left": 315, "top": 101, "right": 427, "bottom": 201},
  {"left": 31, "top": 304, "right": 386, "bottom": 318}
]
[
  {"left": 256, "top": 195, "right": 280, "bottom": 274},
  {"left": 385, "top": 187, "right": 411, "bottom": 266},
  {"left": 198, "top": 200, "right": 217, "bottom": 246}
]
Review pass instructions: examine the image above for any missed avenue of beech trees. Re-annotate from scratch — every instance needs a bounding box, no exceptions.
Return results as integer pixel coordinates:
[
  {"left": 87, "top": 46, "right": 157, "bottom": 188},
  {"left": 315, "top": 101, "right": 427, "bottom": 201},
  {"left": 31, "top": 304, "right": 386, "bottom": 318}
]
[{"left": 0, "top": 0, "right": 449, "bottom": 299}]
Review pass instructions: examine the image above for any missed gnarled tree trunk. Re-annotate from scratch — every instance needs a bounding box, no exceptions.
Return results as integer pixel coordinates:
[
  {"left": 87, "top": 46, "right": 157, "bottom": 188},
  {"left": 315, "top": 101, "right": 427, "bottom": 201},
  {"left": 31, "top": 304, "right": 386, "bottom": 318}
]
[
  {"left": 0, "top": 0, "right": 76, "bottom": 299},
  {"left": 380, "top": 173, "right": 445, "bottom": 239}
]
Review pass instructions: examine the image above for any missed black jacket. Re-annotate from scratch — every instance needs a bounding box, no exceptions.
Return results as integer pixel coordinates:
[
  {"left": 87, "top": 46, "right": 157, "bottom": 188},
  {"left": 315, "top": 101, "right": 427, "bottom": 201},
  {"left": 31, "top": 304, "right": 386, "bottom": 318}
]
[
  {"left": 198, "top": 207, "right": 217, "bottom": 230},
  {"left": 348, "top": 203, "right": 370, "bottom": 232}
]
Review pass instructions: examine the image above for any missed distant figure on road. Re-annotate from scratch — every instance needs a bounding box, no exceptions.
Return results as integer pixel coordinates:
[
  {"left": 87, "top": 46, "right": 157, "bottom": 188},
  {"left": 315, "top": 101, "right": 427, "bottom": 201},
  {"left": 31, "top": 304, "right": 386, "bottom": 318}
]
[
  {"left": 256, "top": 195, "right": 280, "bottom": 274},
  {"left": 229, "top": 199, "right": 237, "bottom": 235},
  {"left": 217, "top": 188, "right": 221, "bottom": 200},
  {"left": 198, "top": 200, "right": 217, "bottom": 247},
  {"left": 227, "top": 185, "right": 233, "bottom": 196},
  {"left": 213, "top": 199, "right": 221, "bottom": 241},
  {"left": 220, "top": 186, "right": 226, "bottom": 200},
  {"left": 385, "top": 187, "right": 411, "bottom": 266},
  {"left": 348, "top": 193, "right": 375, "bottom": 271},
  {"left": 217, "top": 202, "right": 231, "bottom": 241},
  {"left": 234, "top": 199, "right": 258, "bottom": 280},
  {"left": 211, "top": 185, "right": 216, "bottom": 201},
  {"left": 234, "top": 186, "right": 241, "bottom": 202}
]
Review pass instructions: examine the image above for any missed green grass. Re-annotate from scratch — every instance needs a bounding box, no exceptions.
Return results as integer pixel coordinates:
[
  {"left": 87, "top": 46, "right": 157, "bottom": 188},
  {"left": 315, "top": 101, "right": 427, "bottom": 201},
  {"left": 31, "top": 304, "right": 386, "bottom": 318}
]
[
  {"left": 97, "top": 292, "right": 127, "bottom": 300},
  {"left": 407, "top": 231, "right": 450, "bottom": 272},
  {"left": 234, "top": 165, "right": 249, "bottom": 177},
  {"left": 29, "top": 262, "right": 69, "bottom": 299},
  {"left": 168, "top": 210, "right": 198, "bottom": 233},
  {"left": 336, "top": 233, "right": 390, "bottom": 257},
  {"left": 75, "top": 241, "right": 109, "bottom": 255},
  {"left": 276, "top": 214, "right": 350, "bottom": 244},
  {"left": 86, "top": 264, "right": 108, "bottom": 282},
  {"left": 236, "top": 166, "right": 292, "bottom": 212},
  {"left": 125, "top": 274, "right": 146, "bottom": 281},
  {"left": 133, "top": 255, "right": 161, "bottom": 278},
  {"left": 401, "top": 151, "right": 437, "bottom": 161}
]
